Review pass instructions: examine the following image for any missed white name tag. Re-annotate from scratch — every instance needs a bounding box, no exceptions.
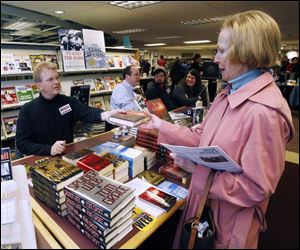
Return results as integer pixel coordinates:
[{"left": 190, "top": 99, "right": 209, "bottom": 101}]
[{"left": 59, "top": 104, "right": 72, "bottom": 115}]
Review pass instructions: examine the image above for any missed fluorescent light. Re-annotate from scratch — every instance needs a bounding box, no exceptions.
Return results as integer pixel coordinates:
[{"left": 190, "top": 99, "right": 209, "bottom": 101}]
[
  {"left": 109, "top": 1, "right": 162, "bottom": 9},
  {"left": 184, "top": 40, "right": 211, "bottom": 44},
  {"left": 181, "top": 16, "right": 228, "bottom": 26},
  {"left": 54, "top": 10, "right": 65, "bottom": 14},
  {"left": 3, "top": 21, "right": 36, "bottom": 30},
  {"left": 144, "top": 43, "right": 166, "bottom": 46},
  {"left": 156, "top": 35, "right": 183, "bottom": 40},
  {"left": 112, "top": 28, "right": 147, "bottom": 34}
]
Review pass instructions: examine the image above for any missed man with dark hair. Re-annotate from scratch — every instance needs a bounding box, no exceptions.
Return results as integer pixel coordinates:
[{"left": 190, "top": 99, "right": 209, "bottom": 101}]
[
  {"left": 145, "top": 67, "right": 177, "bottom": 111},
  {"left": 110, "top": 65, "right": 141, "bottom": 111},
  {"left": 189, "top": 53, "right": 202, "bottom": 72}
]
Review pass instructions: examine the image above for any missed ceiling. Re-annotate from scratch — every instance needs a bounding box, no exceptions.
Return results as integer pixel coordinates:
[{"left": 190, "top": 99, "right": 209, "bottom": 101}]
[{"left": 1, "top": 1, "right": 299, "bottom": 51}]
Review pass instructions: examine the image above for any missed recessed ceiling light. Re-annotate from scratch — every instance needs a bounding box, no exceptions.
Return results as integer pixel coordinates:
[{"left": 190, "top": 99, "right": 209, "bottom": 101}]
[
  {"left": 54, "top": 10, "right": 65, "bottom": 14},
  {"left": 112, "top": 28, "right": 147, "bottom": 34},
  {"left": 144, "top": 43, "right": 166, "bottom": 47},
  {"left": 184, "top": 40, "right": 211, "bottom": 44},
  {"left": 109, "top": 1, "right": 162, "bottom": 9}
]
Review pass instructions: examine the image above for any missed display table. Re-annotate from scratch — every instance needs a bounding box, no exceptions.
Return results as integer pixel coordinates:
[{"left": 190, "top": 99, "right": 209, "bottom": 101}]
[{"left": 12, "top": 130, "right": 185, "bottom": 249}]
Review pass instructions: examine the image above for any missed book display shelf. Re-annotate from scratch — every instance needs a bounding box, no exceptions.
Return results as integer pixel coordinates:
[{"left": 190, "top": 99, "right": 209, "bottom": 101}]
[
  {"left": 12, "top": 130, "right": 185, "bottom": 249},
  {"left": 1, "top": 42, "right": 140, "bottom": 158}
]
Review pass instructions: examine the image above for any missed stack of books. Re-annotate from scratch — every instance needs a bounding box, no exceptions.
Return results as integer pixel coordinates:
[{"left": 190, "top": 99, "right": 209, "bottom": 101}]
[
  {"left": 159, "top": 161, "right": 192, "bottom": 186},
  {"left": 133, "top": 145, "right": 156, "bottom": 170},
  {"left": 136, "top": 128, "right": 173, "bottom": 163},
  {"left": 62, "top": 148, "right": 95, "bottom": 166},
  {"left": 30, "top": 157, "right": 84, "bottom": 217},
  {"left": 64, "top": 170, "right": 134, "bottom": 249},
  {"left": 77, "top": 153, "right": 115, "bottom": 179}
]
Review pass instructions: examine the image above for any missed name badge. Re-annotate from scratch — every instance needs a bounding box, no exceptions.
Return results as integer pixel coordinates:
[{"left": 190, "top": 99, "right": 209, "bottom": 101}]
[{"left": 59, "top": 104, "right": 72, "bottom": 115}]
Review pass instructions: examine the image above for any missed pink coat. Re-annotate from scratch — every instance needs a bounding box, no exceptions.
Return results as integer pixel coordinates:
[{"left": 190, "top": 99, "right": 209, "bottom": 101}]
[{"left": 158, "top": 72, "right": 294, "bottom": 248}]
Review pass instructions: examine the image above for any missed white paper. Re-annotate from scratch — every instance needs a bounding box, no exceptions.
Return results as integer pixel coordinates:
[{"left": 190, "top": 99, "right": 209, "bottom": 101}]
[{"left": 161, "top": 144, "right": 242, "bottom": 173}]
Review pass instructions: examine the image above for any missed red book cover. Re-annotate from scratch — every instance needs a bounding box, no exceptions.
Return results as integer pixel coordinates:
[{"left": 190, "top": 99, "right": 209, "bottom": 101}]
[
  {"left": 159, "top": 162, "right": 192, "bottom": 185},
  {"left": 138, "top": 186, "right": 176, "bottom": 212},
  {"left": 137, "top": 128, "right": 159, "bottom": 138},
  {"left": 145, "top": 98, "right": 173, "bottom": 123},
  {"left": 1, "top": 86, "right": 18, "bottom": 105},
  {"left": 77, "top": 153, "right": 114, "bottom": 175}
]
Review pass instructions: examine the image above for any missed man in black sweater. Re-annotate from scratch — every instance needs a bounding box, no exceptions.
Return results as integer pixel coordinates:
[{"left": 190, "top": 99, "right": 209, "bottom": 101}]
[
  {"left": 16, "top": 62, "right": 119, "bottom": 156},
  {"left": 144, "top": 67, "right": 177, "bottom": 111}
]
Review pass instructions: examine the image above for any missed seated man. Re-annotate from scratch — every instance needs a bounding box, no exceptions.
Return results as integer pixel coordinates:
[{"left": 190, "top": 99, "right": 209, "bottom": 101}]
[
  {"left": 110, "top": 65, "right": 141, "bottom": 111},
  {"left": 145, "top": 67, "right": 177, "bottom": 111},
  {"left": 16, "top": 62, "right": 118, "bottom": 156}
]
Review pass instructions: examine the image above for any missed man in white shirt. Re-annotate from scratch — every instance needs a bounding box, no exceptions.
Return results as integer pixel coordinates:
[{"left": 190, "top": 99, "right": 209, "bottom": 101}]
[{"left": 110, "top": 66, "right": 141, "bottom": 111}]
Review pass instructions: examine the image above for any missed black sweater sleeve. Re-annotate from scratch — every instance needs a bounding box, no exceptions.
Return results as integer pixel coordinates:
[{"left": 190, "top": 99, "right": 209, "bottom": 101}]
[
  {"left": 16, "top": 105, "right": 52, "bottom": 156},
  {"left": 173, "top": 84, "right": 198, "bottom": 107}
]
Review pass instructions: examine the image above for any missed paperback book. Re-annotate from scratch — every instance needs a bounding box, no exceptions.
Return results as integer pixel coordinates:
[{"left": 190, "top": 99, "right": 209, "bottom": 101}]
[
  {"left": 132, "top": 207, "right": 157, "bottom": 232},
  {"left": 2, "top": 116, "right": 18, "bottom": 138},
  {"left": 15, "top": 85, "right": 34, "bottom": 104},
  {"left": 1, "top": 147, "right": 13, "bottom": 181},
  {"left": 1, "top": 86, "right": 18, "bottom": 106}
]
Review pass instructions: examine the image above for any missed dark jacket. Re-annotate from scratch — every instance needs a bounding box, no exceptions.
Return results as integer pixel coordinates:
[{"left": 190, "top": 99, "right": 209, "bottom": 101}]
[
  {"left": 16, "top": 94, "right": 103, "bottom": 156},
  {"left": 145, "top": 81, "right": 177, "bottom": 111},
  {"left": 173, "top": 80, "right": 208, "bottom": 107}
]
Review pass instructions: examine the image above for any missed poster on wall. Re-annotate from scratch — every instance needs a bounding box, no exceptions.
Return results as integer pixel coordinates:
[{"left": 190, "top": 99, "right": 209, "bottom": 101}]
[
  {"left": 82, "top": 29, "right": 106, "bottom": 69},
  {"left": 58, "top": 29, "right": 85, "bottom": 71}
]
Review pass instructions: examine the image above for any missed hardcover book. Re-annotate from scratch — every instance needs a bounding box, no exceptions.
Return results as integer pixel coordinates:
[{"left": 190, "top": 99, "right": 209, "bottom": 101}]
[
  {"left": 64, "top": 170, "right": 135, "bottom": 219},
  {"left": 132, "top": 207, "right": 157, "bottom": 232},
  {"left": 137, "top": 170, "right": 165, "bottom": 186},
  {"left": 62, "top": 148, "right": 95, "bottom": 166},
  {"left": 31, "top": 157, "right": 84, "bottom": 191},
  {"left": 2, "top": 116, "right": 18, "bottom": 138},
  {"left": 70, "top": 84, "right": 90, "bottom": 105},
  {"left": 159, "top": 161, "right": 192, "bottom": 185},
  {"left": 76, "top": 153, "right": 114, "bottom": 176},
  {"left": 108, "top": 112, "right": 149, "bottom": 127},
  {"left": 1, "top": 147, "right": 13, "bottom": 181},
  {"left": 15, "top": 85, "right": 34, "bottom": 104},
  {"left": 146, "top": 98, "right": 173, "bottom": 123},
  {"left": 138, "top": 186, "right": 177, "bottom": 212},
  {"left": 1, "top": 86, "right": 18, "bottom": 106}
]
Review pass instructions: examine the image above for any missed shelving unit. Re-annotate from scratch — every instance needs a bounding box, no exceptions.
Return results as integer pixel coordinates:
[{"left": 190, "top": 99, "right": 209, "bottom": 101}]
[{"left": 1, "top": 42, "right": 140, "bottom": 158}]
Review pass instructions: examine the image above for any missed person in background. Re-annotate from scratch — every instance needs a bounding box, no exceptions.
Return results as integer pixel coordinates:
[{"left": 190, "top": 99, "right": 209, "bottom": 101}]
[
  {"left": 189, "top": 53, "right": 202, "bottom": 73},
  {"left": 141, "top": 10, "right": 294, "bottom": 248},
  {"left": 141, "top": 59, "right": 151, "bottom": 76},
  {"left": 279, "top": 55, "right": 291, "bottom": 82},
  {"left": 157, "top": 55, "right": 167, "bottom": 67},
  {"left": 173, "top": 68, "right": 209, "bottom": 108},
  {"left": 16, "top": 62, "right": 120, "bottom": 157},
  {"left": 110, "top": 65, "right": 141, "bottom": 111},
  {"left": 145, "top": 67, "right": 177, "bottom": 111},
  {"left": 290, "top": 57, "right": 299, "bottom": 81},
  {"left": 169, "top": 57, "right": 186, "bottom": 93}
]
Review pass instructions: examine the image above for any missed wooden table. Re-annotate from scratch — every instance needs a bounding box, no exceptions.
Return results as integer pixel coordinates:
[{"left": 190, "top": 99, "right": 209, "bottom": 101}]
[{"left": 12, "top": 131, "right": 186, "bottom": 249}]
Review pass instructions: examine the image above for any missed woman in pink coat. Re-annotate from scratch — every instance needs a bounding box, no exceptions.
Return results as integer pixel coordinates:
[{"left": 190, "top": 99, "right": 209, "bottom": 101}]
[{"left": 141, "top": 10, "right": 294, "bottom": 248}]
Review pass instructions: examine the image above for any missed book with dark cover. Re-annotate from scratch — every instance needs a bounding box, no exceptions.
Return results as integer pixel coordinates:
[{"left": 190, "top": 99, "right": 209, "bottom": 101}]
[
  {"left": 66, "top": 196, "right": 133, "bottom": 236},
  {"left": 137, "top": 128, "right": 159, "bottom": 138},
  {"left": 145, "top": 98, "right": 173, "bottom": 123},
  {"left": 137, "top": 170, "right": 165, "bottom": 186},
  {"left": 138, "top": 186, "right": 177, "bottom": 212},
  {"left": 1, "top": 147, "right": 13, "bottom": 181},
  {"left": 62, "top": 148, "right": 95, "bottom": 166},
  {"left": 70, "top": 85, "right": 90, "bottom": 105},
  {"left": 32, "top": 182, "right": 66, "bottom": 204},
  {"left": 31, "top": 157, "right": 84, "bottom": 191},
  {"left": 32, "top": 177, "right": 64, "bottom": 198},
  {"left": 64, "top": 170, "right": 135, "bottom": 219},
  {"left": 159, "top": 161, "right": 192, "bottom": 185},
  {"left": 77, "top": 153, "right": 114, "bottom": 176},
  {"left": 108, "top": 112, "right": 149, "bottom": 127},
  {"left": 1, "top": 86, "right": 18, "bottom": 106}
]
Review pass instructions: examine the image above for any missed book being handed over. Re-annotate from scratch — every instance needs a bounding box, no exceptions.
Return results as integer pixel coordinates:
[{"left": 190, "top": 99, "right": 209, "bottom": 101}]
[
  {"left": 160, "top": 144, "right": 242, "bottom": 173},
  {"left": 107, "top": 111, "right": 149, "bottom": 127}
]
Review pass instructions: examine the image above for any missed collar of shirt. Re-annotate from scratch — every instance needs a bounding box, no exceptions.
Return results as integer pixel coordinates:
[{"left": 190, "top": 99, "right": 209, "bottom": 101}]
[
  {"left": 124, "top": 80, "right": 135, "bottom": 91},
  {"left": 229, "top": 69, "right": 262, "bottom": 94}
]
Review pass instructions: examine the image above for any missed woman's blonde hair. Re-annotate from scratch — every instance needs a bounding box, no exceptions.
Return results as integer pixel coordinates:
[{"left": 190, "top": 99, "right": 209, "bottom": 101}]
[
  {"left": 221, "top": 10, "right": 281, "bottom": 68},
  {"left": 33, "top": 61, "right": 58, "bottom": 83}
]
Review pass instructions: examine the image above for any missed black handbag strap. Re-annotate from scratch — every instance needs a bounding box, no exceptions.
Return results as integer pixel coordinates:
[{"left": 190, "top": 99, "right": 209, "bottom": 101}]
[{"left": 188, "top": 170, "right": 216, "bottom": 249}]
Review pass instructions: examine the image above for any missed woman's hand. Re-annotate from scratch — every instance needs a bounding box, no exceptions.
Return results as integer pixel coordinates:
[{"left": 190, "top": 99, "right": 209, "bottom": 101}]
[
  {"left": 170, "top": 153, "right": 197, "bottom": 173},
  {"left": 139, "top": 111, "right": 162, "bottom": 130}
]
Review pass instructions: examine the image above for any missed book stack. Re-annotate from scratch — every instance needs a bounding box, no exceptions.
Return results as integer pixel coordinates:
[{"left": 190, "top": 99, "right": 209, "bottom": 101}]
[
  {"left": 136, "top": 128, "right": 173, "bottom": 163},
  {"left": 30, "top": 157, "right": 84, "bottom": 217},
  {"left": 128, "top": 127, "right": 139, "bottom": 138},
  {"left": 113, "top": 145, "right": 144, "bottom": 178},
  {"left": 159, "top": 161, "right": 192, "bottom": 186},
  {"left": 64, "top": 170, "right": 134, "bottom": 249},
  {"left": 77, "top": 153, "right": 115, "bottom": 179},
  {"left": 133, "top": 145, "right": 156, "bottom": 170},
  {"left": 62, "top": 148, "right": 95, "bottom": 166},
  {"left": 107, "top": 112, "right": 149, "bottom": 128},
  {"left": 100, "top": 152, "right": 129, "bottom": 183}
]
